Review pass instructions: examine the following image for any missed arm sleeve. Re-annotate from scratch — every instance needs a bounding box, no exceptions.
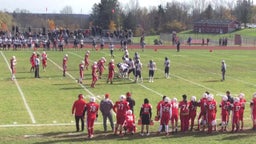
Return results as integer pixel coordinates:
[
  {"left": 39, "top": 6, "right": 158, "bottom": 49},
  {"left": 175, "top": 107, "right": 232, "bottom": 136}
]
[
  {"left": 83, "top": 106, "right": 87, "bottom": 117},
  {"left": 139, "top": 107, "right": 143, "bottom": 117},
  {"left": 72, "top": 102, "right": 75, "bottom": 114},
  {"left": 149, "top": 108, "right": 152, "bottom": 119}
]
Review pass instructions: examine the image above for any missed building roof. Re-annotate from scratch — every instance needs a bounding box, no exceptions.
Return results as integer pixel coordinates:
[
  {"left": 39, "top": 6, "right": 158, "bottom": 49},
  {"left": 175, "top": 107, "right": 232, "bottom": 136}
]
[{"left": 194, "top": 19, "right": 238, "bottom": 25}]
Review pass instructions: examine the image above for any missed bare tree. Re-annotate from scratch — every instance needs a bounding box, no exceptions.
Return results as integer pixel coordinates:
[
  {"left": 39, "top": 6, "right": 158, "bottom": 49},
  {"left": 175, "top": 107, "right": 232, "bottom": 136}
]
[{"left": 60, "top": 6, "right": 73, "bottom": 14}]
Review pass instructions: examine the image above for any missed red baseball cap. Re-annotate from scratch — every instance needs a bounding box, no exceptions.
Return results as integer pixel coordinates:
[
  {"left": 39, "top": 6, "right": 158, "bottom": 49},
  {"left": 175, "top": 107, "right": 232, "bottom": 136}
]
[
  {"left": 105, "top": 93, "right": 110, "bottom": 98},
  {"left": 126, "top": 92, "right": 131, "bottom": 97}
]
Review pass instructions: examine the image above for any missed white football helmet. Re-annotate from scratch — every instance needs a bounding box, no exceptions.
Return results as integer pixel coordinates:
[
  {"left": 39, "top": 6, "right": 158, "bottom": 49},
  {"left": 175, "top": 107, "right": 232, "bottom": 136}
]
[
  {"left": 222, "top": 96, "right": 228, "bottom": 101},
  {"left": 126, "top": 110, "right": 132, "bottom": 115},
  {"left": 207, "top": 94, "right": 214, "bottom": 101},
  {"left": 239, "top": 93, "right": 245, "bottom": 99},
  {"left": 119, "top": 95, "right": 126, "bottom": 101},
  {"left": 164, "top": 97, "right": 170, "bottom": 103},
  {"left": 191, "top": 96, "right": 196, "bottom": 102},
  {"left": 202, "top": 93, "right": 208, "bottom": 98},
  {"left": 234, "top": 97, "right": 240, "bottom": 103},
  {"left": 90, "top": 97, "right": 96, "bottom": 102},
  {"left": 172, "top": 98, "right": 177, "bottom": 102}
]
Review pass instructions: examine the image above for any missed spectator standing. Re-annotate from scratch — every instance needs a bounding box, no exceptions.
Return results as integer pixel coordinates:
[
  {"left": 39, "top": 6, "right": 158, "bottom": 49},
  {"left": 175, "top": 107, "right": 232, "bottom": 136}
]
[
  {"left": 100, "top": 38, "right": 105, "bottom": 49},
  {"left": 35, "top": 54, "right": 40, "bottom": 78},
  {"left": 100, "top": 93, "right": 114, "bottom": 132},
  {"left": 221, "top": 60, "right": 226, "bottom": 81},
  {"left": 176, "top": 38, "right": 181, "bottom": 52},
  {"left": 72, "top": 94, "right": 86, "bottom": 132},
  {"left": 109, "top": 42, "right": 115, "bottom": 58}
]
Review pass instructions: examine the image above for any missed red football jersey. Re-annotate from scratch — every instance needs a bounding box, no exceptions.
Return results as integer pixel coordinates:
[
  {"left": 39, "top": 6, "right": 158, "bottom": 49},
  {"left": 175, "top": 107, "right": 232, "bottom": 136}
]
[
  {"left": 85, "top": 102, "right": 99, "bottom": 119},
  {"left": 179, "top": 101, "right": 190, "bottom": 115},
  {"left": 113, "top": 101, "right": 130, "bottom": 116},
  {"left": 220, "top": 101, "right": 230, "bottom": 115},
  {"left": 141, "top": 103, "right": 152, "bottom": 115}
]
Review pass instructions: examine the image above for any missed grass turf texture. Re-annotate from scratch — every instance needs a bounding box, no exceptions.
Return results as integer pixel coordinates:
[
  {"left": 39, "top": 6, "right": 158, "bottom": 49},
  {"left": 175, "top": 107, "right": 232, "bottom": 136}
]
[{"left": 0, "top": 47, "right": 256, "bottom": 144}]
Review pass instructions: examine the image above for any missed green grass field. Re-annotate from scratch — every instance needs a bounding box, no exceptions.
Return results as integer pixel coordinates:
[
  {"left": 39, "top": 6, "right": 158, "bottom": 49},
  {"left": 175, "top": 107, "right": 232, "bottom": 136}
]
[{"left": 0, "top": 47, "right": 256, "bottom": 144}]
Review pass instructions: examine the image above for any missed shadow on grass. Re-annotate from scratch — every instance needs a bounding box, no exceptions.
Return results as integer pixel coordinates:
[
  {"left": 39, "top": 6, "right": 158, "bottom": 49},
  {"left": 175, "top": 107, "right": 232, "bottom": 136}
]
[
  {"left": 32, "top": 129, "right": 256, "bottom": 144},
  {"left": 203, "top": 79, "right": 222, "bottom": 83}
]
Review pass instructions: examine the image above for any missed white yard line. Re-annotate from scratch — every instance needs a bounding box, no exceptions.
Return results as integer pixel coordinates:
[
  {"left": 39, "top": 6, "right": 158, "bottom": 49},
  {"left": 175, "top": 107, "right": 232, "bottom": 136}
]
[
  {"left": 0, "top": 122, "right": 102, "bottom": 128},
  {"left": 0, "top": 51, "right": 36, "bottom": 124},
  {"left": 46, "top": 57, "right": 98, "bottom": 100}
]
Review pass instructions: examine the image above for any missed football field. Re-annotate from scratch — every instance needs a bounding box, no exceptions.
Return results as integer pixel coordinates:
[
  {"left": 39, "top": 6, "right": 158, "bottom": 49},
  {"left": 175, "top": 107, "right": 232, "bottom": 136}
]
[{"left": 0, "top": 46, "right": 256, "bottom": 144}]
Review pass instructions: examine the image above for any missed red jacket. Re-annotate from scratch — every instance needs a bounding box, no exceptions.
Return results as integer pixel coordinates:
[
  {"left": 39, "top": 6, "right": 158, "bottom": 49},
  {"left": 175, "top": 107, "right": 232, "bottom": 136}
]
[{"left": 72, "top": 98, "right": 86, "bottom": 116}]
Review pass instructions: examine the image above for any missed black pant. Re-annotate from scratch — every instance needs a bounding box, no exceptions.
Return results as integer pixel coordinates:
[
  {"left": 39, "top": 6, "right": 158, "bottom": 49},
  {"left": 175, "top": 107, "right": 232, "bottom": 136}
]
[
  {"left": 35, "top": 65, "right": 40, "bottom": 78},
  {"left": 102, "top": 113, "right": 114, "bottom": 132},
  {"left": 75, "top": 115, "right": 84, "bottom": 131}
]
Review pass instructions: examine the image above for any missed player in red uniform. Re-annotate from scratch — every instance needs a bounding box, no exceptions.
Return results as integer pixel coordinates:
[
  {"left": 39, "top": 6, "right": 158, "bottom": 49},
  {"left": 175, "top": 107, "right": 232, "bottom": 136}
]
[
  {"left": 41, "top": 51, "right": 47, "bottom": 71},
  {"left": 107, "top": 59, "right": 115, "bottom": 84},
  {"left": 63, "top": 54, "right": 68, "bottom": 77},
  {"left": 72, "top": 94, "right": 86, "bottom": 132},
  {"left": 91, "top": 61, "right": 98, "bottom": 88},
  {"left": 197, "top": 92, "right": 208, "bottom": 131},
  {"left": 155, "top": 96, "right": 166, "bottom": 132},
  {"left": 30, "top": 52, "right": 36, "bottom": 72},
  {"left": 158, "top": 97, "right": 172, "bottom": 136},
  {"left": 97, "top": 57, "right": 106, "bottom": 79},
  {"left": 139, "top": 98, "right": 152, "bottom": 136},
  {"left": 83, "top": 97, "right": 99, "bottom": 139},
  {"left": 238, "top": 93, "right": 246, "bottom": 131},
  {"left": 171, "top": 98, "right": 179, "bottom": 133},
  {"left": 250, "top": 93, "right": 256, "bottom": 130},
  {"left": 231, "top": 97, "right": 241, "bottom": 132},
  {"left": 205, "top": 94, "right": 217, "bottom": 134},
  {"left": 219, "top": 95, "right": 230, "bottom": 132},
  {"left": 84, "top": 51, "right": 90, "bottom": 70},
  {"left": 189, "top": 96, "right": 197, "bottom": 131},
  {"left": 113, "top": 95, "right": 130, "bottom": 135},
  {"left": 179, "top": 94, "right": 190, "bottom": 132},
  {"left": 123, "top": 110, "right": 136, "bottom": 135},
  {"left": 10, "top": 56, "right": 17, "bottom": 80},
  {"left": 78, "top": 60, "right": 85, "bottom": 84}
]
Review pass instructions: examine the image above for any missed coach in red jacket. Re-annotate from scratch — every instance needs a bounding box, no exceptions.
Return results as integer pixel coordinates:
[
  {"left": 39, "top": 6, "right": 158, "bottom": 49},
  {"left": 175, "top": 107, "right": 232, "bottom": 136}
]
[{"left": 72, "top": 94, "right": 86, "bottom": 132}]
